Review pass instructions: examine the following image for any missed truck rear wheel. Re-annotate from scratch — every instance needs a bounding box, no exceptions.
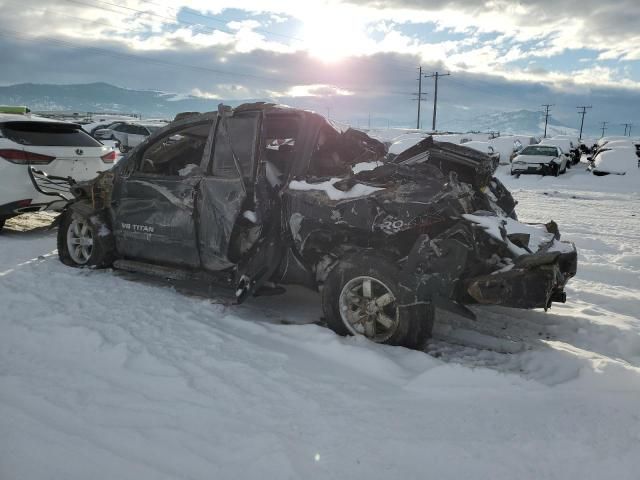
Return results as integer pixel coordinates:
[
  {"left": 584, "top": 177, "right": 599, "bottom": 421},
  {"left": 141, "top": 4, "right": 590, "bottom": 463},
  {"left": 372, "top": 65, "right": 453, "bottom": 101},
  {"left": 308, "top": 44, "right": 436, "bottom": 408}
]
[
  {"left": 322, "top": 254, "right": 434, "bottom": 350},
  {"left": 58, "top": 209, "right": 114, "bottom": 268}
]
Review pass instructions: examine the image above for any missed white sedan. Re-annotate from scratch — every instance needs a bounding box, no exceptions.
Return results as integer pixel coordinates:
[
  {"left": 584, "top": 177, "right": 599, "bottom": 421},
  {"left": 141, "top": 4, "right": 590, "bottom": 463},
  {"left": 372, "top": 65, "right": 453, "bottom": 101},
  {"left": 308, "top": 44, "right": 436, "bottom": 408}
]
[
  {"left": 0, "top": 114, "right": 115, "bottom": 231},
  {"left": 510, "top": 145, "right": 569, "bottom": 176}
]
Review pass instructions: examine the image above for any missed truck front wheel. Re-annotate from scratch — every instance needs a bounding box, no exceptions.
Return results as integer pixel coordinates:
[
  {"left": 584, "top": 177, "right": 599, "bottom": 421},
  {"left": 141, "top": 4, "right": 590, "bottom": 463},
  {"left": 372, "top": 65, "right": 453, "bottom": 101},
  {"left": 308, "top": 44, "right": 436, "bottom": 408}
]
[
  {"left": 322, "top": 254, "right": 434, "bottom": 350},
  {"left": 57, "top": 210, "right": 114, "bottom": 268}
]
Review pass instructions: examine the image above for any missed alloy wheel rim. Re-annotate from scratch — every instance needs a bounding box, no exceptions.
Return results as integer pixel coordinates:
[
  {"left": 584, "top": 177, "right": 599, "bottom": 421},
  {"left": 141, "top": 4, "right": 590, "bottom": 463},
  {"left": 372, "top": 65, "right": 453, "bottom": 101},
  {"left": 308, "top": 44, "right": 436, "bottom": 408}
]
[
  {"left": 338, "top": 276, "right": 400, "bottom": 342},
  {"left": 66, "top": 219, "right": 94, "bottom": 264}
]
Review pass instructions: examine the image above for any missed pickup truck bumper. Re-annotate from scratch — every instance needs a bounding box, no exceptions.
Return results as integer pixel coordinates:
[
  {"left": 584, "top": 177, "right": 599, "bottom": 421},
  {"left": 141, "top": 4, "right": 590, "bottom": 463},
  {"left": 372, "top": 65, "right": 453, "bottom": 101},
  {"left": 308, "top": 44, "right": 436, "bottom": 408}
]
[{"left": 465, "top": 243, "right": 577, "bottom": 309}]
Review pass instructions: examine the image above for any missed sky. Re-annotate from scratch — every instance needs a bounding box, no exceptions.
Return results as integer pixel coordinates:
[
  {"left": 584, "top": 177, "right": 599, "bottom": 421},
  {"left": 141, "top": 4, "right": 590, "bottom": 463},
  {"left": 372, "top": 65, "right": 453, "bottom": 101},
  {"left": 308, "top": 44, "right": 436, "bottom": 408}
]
[{"left": 0, "top": 0, "right": 639, "bottom": 134}]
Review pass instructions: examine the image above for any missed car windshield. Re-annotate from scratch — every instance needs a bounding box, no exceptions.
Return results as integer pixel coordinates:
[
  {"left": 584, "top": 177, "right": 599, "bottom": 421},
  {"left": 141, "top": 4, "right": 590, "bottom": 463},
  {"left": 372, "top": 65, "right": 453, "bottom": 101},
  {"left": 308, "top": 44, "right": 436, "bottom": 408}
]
[{"left": 521, "top": 146, "right": 557, "bottom": 156}]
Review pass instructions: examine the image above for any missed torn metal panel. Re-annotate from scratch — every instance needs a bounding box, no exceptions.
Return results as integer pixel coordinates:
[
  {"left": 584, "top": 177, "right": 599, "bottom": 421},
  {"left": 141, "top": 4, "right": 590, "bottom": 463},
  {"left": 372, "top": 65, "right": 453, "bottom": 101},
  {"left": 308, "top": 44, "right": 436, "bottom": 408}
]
[
  {"left": 197, "top": 176, "right": 246, "bottom": 270},
  {"left": 391, "top": 136, "right": 496, "bottom": 188}
]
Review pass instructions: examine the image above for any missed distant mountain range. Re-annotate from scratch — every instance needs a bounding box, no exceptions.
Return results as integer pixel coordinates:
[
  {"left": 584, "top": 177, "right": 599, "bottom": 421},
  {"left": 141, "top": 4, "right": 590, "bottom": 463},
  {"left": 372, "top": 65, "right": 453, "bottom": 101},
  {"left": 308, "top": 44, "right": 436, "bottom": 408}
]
[
  {"left": 439, "top": 110, "right": 578, "bottom": 137},
  {"left": 0, "top": 82, "right": 219, "bottom": 118},
  {"left": 0, "top": 82, "right": 578, "bottom": 136}
]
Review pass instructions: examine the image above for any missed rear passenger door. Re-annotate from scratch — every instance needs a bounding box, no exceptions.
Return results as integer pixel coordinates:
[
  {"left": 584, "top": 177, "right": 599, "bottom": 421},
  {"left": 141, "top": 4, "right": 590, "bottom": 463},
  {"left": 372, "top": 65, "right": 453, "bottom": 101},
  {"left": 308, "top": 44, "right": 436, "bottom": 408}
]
[{"left": 112, "top": 121, "right": 213, "bottom": 268}]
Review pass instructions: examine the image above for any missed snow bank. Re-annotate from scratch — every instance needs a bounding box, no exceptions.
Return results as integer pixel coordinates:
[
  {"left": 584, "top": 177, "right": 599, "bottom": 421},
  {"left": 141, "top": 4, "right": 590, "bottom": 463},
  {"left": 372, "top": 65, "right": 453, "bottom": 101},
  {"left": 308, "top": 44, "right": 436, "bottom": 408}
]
[{"left": 2, "top": 168, "right": 640, "bottom": 480}]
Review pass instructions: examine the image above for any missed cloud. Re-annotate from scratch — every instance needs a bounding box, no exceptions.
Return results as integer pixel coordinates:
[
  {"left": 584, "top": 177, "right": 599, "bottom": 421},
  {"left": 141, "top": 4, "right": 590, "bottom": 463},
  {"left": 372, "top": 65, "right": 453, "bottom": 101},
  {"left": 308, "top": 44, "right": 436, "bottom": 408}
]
[
  {"left": 285, "top": 84, "right": 354, "bottom": 97},
  {"left": 0, "top": 0, "right": 638, "bottom": 132}
]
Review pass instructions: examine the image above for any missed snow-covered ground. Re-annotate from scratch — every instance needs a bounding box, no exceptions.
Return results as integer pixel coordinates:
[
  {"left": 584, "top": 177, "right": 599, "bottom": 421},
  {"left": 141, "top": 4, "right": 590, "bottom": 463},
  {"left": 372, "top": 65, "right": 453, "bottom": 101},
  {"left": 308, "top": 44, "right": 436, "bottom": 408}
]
[{"left": 1, "top": 166, "right": 639, "bottom": 480}]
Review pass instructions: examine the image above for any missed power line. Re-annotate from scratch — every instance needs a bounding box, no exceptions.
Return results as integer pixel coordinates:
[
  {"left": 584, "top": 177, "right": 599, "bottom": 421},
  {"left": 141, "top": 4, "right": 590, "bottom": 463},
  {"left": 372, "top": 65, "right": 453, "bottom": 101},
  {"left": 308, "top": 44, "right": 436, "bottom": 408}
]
[
  {"left": 576, "top": 105, "right": 592, "bottom": 141},
  {"left": 412, "top": 66, "right": 428, "bottom": 129},
  {"left": 600, "top": 121, "right": 608, "bottom": 138},
  {"left": 64, "top": 0, "right": 298, "bottom": 45},
  {"left": 424, "top": 71, "right": 450, "bottom": 131},
  {"left": 541, "top": 104, "right": 554, "bottom": 138}
]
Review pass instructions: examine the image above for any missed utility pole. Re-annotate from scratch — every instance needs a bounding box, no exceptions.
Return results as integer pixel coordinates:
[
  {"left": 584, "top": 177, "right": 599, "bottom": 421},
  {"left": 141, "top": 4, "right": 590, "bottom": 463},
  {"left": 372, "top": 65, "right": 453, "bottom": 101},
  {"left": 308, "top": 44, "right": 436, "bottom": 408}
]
[
  {"left": 600, "top": 121, "right": 608, "bottom": 138},
  {"left": 576, "top": 105, "right": 592, "bottom": 141},
  {"left": 424, "top": 71, "right": 451, "bottom": 131},
  {"left": 541, "top": 104, "right": 554, "bottom": 138},
  {"left": 621, "top": 123, "right": 632, "bottom": 136},
  {"left": 412, "top": 66, "right": 428, "bottom": 129}
]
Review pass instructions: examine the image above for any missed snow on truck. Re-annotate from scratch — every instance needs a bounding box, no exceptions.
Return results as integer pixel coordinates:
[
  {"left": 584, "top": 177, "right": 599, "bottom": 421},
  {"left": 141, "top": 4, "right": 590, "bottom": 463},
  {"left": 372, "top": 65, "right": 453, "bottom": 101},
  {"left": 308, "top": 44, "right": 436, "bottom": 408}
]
[{"left": 38, "top": 103, "right": 577, "bottom": 349}]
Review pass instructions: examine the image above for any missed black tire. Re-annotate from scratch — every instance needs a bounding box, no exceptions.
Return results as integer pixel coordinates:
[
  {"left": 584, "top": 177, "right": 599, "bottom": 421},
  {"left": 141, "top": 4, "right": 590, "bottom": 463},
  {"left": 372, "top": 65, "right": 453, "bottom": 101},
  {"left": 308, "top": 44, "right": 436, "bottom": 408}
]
[
  {"left": 0, "top": 217, "right": 5, "bottom": 232},
  {"left": 57, "top": 209, "right": 115, "bottom": 268},
  {"left": 322, "top": 253, "right": 434, "bottom": 350},
  {"left": 118, "top": 142, "right": 129, "bottom": 153}
]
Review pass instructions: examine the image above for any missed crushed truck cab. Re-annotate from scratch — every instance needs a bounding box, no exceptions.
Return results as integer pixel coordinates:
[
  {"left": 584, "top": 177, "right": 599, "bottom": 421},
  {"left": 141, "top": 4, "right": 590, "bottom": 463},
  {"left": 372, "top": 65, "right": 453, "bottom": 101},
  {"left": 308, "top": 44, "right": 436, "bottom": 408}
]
[{"left": 57, "top": 103, "right": 577, "bottom": 349}]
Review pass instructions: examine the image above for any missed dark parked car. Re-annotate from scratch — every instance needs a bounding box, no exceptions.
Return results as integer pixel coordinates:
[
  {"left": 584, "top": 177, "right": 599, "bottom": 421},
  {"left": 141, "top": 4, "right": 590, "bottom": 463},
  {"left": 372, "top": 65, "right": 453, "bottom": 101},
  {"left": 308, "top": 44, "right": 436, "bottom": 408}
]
[{"left": 50, "top": 103, "right": 577, "bottom": 349}]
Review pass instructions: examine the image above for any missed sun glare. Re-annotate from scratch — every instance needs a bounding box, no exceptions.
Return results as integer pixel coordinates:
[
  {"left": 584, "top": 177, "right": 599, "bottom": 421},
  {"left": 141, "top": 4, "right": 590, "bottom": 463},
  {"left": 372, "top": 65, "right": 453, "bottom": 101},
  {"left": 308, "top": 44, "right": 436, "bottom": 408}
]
[{"left": 300, "top": 9, "right": 366, "bottom": 62}]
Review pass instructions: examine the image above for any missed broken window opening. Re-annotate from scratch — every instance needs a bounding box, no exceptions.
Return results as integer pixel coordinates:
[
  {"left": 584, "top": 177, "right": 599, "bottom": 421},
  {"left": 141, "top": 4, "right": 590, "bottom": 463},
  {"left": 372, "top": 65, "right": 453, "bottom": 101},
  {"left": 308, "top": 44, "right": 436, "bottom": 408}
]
[
  {"left": 138, "top": 122, "right": 210, "bottom": 176},
  {"left": 308, "top": 124, "right": 348, "bottom": 177},
  {"left": 262, "top": 115, "right": 300, "bottom": 187},
  {"left": 211, "top": 111, "right": 260, "bottom": 183}
]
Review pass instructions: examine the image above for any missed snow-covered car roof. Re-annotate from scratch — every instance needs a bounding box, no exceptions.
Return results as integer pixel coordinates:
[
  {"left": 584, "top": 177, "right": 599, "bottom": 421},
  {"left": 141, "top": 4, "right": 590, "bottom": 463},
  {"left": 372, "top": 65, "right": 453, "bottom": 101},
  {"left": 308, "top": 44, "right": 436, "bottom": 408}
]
[
  {"left": 462, "top": 141, "right": 492, "bottom": 153},
  {"left": 539, "top": 138, "right": 571, "bottom": 150},
  {"left": 599, "top": 139, "right": 639, "bottom": 149},
  {"left": 597, "top": 135, "right": 639, "bottom": 146}
]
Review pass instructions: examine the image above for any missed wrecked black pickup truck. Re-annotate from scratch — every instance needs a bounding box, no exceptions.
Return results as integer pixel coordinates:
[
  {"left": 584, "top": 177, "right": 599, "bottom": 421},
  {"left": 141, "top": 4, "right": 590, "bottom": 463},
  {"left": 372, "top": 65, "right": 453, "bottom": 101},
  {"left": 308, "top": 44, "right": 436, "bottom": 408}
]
[{"left": 53, "top": 103, "right": 577, "bottom": 349}]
